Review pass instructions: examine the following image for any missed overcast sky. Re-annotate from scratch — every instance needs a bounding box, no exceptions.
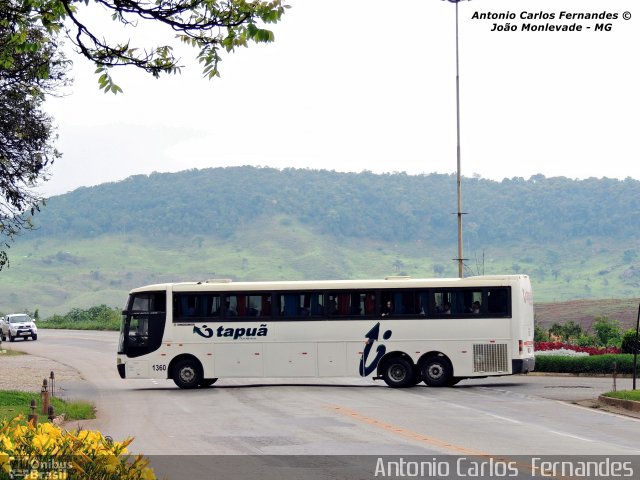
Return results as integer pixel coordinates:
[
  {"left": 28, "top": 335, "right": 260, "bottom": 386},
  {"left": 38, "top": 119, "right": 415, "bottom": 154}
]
[{"left": 40, "top": 0, "right": 638, "bottom": 197}]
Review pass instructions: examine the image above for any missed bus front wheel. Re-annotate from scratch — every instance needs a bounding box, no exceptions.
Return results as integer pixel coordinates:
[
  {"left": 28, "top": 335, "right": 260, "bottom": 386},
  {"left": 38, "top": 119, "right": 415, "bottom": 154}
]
[
  {"left": 172, "top": 359, "right": 202, "bottom": 389},
  {"left": 381, "top": 357, "right": 414, "bottom": 388},
  {"left": 420, "top": 357, "right": 452, "bottom": 387}
]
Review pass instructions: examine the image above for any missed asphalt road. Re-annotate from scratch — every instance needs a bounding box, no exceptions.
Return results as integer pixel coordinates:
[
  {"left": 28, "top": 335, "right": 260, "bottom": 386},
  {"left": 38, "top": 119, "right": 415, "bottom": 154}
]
[{"left": 9, "top": 329, "right": 640, "bottom": 478}]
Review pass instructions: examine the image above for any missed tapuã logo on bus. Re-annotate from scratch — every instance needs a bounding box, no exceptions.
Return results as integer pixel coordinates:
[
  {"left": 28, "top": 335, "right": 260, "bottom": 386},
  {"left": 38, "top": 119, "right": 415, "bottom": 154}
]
[
  {"left": 193, "top": 324, "right": 269, "bottom": 340},
  {"left": 359, "top": 322, "right": 392, "bottom": 377}
]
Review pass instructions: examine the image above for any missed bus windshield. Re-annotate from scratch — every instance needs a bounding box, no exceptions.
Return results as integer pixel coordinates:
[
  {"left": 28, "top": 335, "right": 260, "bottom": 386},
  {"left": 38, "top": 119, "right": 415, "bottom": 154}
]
[{"left": 119, "top": 291, "right": 167, "bottom": 358}]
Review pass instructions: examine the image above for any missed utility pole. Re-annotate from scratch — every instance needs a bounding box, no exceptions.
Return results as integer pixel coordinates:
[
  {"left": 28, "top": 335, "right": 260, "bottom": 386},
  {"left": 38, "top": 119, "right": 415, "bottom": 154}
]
[
  {"left": 453, "top": 0, "right": 466, "bottom": 278},
  {"left": 633, "top": 303, "right": 639, "bottom": 390}
]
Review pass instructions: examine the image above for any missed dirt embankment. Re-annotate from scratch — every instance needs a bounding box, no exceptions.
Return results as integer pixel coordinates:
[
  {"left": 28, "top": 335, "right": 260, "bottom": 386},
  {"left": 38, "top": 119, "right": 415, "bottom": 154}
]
[{"left": 535, "top": 298, "right": 640, "bottom": 331}]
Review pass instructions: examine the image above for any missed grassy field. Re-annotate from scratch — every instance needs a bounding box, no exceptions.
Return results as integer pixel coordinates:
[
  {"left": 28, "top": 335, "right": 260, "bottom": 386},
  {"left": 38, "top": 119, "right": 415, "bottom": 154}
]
[{"left": 1, "top": 226, "right": 639, "bottom": 319}]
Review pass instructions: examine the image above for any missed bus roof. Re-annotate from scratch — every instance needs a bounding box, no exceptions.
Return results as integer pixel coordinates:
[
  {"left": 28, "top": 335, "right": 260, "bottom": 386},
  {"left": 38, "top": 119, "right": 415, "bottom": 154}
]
[{"left": 129, "top": 275, "right": 530, "bottom": 294}]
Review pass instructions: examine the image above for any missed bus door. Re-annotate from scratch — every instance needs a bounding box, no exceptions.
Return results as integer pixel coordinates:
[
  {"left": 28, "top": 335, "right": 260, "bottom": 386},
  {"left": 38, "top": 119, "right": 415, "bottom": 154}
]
[{"left": 119, "top": 291, "right": 167, "bottom": 358}]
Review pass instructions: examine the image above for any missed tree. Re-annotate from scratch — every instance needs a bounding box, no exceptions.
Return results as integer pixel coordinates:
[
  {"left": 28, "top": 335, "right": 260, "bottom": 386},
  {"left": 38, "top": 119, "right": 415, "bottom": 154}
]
[
  {"left": 26, "top": 0, "right": 289, "bottom": 92},
  {"left": 1, "top": 0, "right": 288, "bottom": 268},
  {"left": 1, "top": 0, "right": 70, "bottom": 269},
  {"left": 534, "top": 324, "right": 549, "bottom": 342},
  {"left": 548, "top": 321, "right": 583, "bottom": 343},
  {"left": 560, "top": 321, "right": 583, "bottom": 343},
  {"left": 592, "top": 315, "right": 622, "bottom": 347}
]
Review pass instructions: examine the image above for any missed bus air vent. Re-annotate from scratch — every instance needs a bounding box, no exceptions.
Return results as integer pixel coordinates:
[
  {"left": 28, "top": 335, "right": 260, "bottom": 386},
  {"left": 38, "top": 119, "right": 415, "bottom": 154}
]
[
  {"left": 205, "top": 278, "right": 233, "bottom": 283},
  {"left": 473, "top": 344, "right": 508, "bottom": 373},
  {"left": 384, "top": 276, "right": 412, "bottom": 280}
]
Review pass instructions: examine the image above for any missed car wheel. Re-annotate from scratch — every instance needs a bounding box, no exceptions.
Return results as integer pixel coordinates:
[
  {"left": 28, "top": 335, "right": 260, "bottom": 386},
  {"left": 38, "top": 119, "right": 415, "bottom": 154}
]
[
  {"left": 31, "top": 334, "right": 38, "bottom": 341},
  {"left": 9, "top": 334, "right": 15, "bottom": 342}
]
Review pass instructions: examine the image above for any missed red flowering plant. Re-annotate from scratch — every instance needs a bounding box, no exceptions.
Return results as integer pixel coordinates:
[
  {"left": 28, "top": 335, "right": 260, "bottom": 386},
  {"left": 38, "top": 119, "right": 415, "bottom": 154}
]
[{"left": 535, "top": 342, "right": 620, "bottom": 355}]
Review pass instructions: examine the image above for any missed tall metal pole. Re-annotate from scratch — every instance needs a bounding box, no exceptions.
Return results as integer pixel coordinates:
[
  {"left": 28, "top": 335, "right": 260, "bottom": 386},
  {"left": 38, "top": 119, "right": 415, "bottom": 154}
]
[
  {"left": 633, "top": 303, "right": 639, "bottom": 390},
  {"left": 455, "top": 0, "right": 464, "bottom": 278}
]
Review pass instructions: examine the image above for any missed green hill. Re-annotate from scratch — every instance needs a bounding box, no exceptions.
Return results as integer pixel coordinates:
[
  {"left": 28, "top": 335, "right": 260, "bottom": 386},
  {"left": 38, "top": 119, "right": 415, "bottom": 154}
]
[{"left": 1, "top": 167, "right": 639, "bottom": 317}]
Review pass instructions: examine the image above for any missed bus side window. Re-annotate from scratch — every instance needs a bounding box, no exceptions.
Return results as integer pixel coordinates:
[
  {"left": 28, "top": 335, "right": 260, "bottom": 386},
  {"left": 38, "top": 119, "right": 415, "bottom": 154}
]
[
  {"left": 306, "top": 293, "right": 324, "bottom": 317},
  {"left": 277, "top": 292, "right": 324, "bottom": 318},
  {"left": 326, "top": 291, "right": 378, "bottom": 318},
  {"left": 279, "top": 294, "right": 297, "bottom": 317},
  {"left": 364, "top": 293, "right": 376, "bottom": 315},
  {"left": 418, "top": 291, "right": 429, "bottom": 316},
  {"left": 434, "top": 292, "right": 452, "bottom": 315},
  {"left": 461, "top": 290, "right": 482, "bottom": 314},
  {"left": 173, "top": 293, "right": 220, "bottom": 321},
  {"left": 261, "top": 295, "right": 272, "bottom": 316}
]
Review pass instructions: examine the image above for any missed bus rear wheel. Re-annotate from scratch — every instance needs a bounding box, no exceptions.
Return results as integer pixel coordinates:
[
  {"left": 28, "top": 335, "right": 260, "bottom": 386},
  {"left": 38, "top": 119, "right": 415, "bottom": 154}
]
[
  {"left": 172, "top": 359, "right": 202, "bottom": 389},
  {"left": 381, "top": 357, "right": 414, "bottom": 388},
  {"left": 420, "top": 357, "right": 452, "bottom": 387}
]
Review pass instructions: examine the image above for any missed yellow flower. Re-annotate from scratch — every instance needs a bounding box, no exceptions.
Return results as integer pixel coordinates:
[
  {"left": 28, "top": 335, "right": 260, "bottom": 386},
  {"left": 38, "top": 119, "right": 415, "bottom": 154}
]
[
  {"left": 1, "top": 454, "right": 13, "bottom": 474},
  {"left": 31, "top": 433, "right": 52, "bottom": 453},
  {"left": 38, "top": 423, "right": 63, "bottom": 440},
  {"left": 1, "top": 419, "right": 153, "bottom": 479},
  {"left": 1, "top": 434, "right": 13, "bottom": 451},
  {"left": 12, "top": 424, "right": 28, "bottom": 439},
  {"left": 102, "top": 454, "right": 120, "bottom": 473},
  {"left": 139, "top": 466, "right": 157, "bottom": 480}
]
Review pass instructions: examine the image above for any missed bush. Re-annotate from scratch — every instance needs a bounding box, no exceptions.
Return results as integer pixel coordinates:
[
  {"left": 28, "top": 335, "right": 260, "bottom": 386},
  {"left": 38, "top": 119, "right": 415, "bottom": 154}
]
[
  {"left": 534, "top": 325, "right": 549, "bottom": 342},
  {"left": 620, "top": 329, "right": 639, "bottom": 354},
  {"left": 547, "top": 321, "right": 583, "bottom": 342},
  {"left": 575, "top": 334, "right": 598, "bottom": 347},
  {"left": 0, "top": 416, "right": 155, "bottom": 479},
  {"left": 535, "top": 354, "right": 636, "bottom": 374},
  {"left": 593, "top": 316, "right": 622, "bottom": 347},
  {"left": 42, "top": 305, "right": 121, "bottom": 331}
]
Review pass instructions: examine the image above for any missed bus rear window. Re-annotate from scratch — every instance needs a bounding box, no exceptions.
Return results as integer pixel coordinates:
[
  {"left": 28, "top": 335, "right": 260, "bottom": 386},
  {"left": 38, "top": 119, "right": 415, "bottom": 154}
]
[{"left": 487, "top": 288, "right": 509, "bottom": 315}]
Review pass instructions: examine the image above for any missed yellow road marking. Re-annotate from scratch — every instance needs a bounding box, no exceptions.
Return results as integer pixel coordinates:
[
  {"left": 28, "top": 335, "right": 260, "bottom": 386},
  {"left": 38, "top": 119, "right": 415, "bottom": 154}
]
[
  {"left": 326, "top": 404, "right": 577, "bottom": 479},
  {"left": 326, "top": 404, "right": 488, "bottom": 456}
]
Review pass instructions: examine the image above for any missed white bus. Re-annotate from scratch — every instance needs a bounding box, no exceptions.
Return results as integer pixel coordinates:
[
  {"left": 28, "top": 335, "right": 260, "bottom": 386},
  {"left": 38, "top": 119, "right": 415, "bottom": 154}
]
[{"left": 117, "top": 275, "right": 535, "bottom": 389}]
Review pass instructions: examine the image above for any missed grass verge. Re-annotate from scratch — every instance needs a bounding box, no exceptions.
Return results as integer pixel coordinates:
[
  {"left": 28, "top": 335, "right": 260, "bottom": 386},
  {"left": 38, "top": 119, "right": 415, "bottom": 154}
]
[
  {"left": 602, "top": 390, "right": 640, "bottom": 401},
  {"left": 0, "top": 390, "right": 95, "bottom": 422},
  {"left": 0, "top": 349, "right": 26, "bottom": 356}
]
